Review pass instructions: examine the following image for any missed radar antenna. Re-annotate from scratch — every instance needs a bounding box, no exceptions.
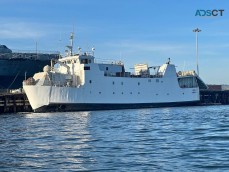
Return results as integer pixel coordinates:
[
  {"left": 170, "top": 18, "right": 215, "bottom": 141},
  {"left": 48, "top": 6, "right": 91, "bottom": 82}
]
[{"left": 66, "top": 32, "right": 74, "bottom": 56}]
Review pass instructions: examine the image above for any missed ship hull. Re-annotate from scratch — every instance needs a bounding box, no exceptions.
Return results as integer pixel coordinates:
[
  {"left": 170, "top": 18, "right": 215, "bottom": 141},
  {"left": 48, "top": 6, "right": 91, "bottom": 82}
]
[
  {"left": 0, "top": 75, "right": 25, "bottom": 89},
  {"left": 34, "top": 101, "right": 200, "bottom": 112},
  {"left": 0, "top": 59, "right": 51, "bottom": 89},
  {"left": 24, "top": 84, "right": 200, "bottom": 113}
]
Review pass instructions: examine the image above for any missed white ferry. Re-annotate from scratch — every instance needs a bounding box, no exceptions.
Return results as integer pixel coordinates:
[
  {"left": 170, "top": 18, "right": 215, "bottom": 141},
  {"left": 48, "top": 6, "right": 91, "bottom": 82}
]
[{"left": 23, "top": 33, "right": 207, "bottom": 112}]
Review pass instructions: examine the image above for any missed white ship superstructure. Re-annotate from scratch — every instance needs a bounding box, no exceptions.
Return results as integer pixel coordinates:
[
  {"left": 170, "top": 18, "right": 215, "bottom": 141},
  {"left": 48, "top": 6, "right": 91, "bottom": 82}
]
[{"left": 23, "top": 34, "right": 206, "bottom": 112}]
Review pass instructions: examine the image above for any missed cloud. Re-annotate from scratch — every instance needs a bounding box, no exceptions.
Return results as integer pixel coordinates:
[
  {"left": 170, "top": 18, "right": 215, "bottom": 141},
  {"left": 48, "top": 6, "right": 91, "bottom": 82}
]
[
  {"left": 102, "top": 40, "right": 193, "bottom": 56},
  {"left": 0, "top": 21, "right": 45, "bottom": 39}
]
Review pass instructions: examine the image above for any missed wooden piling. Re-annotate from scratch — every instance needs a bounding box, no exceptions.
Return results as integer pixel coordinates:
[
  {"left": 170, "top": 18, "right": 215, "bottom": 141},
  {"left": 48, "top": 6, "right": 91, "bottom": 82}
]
[
  {"left": 200, "top": 90, "right": 229, "bottom": 105},
  {"left": 0, "top": 93, "right": 32, "bottom": 114}
]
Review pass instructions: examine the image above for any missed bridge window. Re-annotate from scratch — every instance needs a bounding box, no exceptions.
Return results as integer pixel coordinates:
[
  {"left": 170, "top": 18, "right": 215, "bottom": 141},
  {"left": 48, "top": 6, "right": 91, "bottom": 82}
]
[
  {"left": 81, "top": 59, "right": 88, "bottom": 64},
  {"left": 84, "top": 66, "right": 90, "bottom": 70}
]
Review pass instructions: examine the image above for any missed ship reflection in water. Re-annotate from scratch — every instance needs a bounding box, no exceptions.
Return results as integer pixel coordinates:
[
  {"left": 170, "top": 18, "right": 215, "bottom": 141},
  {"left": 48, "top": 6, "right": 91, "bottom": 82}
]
[{"left": 0, "top": 106, "right": 229, "bottom": 171}]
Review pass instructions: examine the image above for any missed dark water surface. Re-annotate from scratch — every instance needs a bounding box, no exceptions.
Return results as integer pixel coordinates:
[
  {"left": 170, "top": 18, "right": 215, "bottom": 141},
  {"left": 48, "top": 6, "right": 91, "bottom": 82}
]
[{"left": 1, "top": 106, "right": 229, "bottom": 171}]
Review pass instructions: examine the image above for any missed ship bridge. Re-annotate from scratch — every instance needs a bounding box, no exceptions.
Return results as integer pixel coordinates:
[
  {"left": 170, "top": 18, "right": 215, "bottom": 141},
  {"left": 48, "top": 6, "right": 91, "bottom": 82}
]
[
  {"left": 177, "top": 70, "right": 208, "bottom": 89},
  {"left": 78, "top": 53, "right": 95, "bottom": 64},
  {"left": 59, "top": 53, "right": 95, "bottom": 65}
]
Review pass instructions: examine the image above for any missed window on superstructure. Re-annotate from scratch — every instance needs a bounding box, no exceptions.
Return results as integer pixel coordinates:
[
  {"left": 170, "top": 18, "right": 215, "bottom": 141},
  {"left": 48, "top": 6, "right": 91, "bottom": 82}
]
[
  {"left": 138, "top": 82, "right": 140, "bottom": 86},
  {"left": 112, "top": 81, "right": 115, "bottom": 85},
  {"left": 89, "top": 80, "right": 92, "bottom": 84},
  {"left": 84, "top": 66, "right": 90, "bottom": 70},
  {"left": 121, "top": 82, "right": 123, "bottom": 85},
  {"left": 88, "top": 59, "right": 91, "bottom": 63},
  {"left": 81, "top": 59, "right": 88, "bottom": 64},
  {"left": 106, "top": 67, "right": 108, "bottom": 71}
]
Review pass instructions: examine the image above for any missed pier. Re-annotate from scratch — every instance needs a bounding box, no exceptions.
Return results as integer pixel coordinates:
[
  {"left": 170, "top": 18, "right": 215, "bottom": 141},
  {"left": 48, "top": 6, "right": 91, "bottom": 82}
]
[
  {"left": 200, "top": 90, "right": 229, "bottom": 105},
  {"left": 0, "top": 93, "right": 32, "bottom": 114}
]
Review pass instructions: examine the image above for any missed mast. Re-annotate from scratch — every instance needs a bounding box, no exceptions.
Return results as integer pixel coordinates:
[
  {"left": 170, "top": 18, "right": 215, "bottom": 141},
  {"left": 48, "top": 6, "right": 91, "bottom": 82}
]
[
  {"left": 70, "top": 32, "right": 74, "bottom": 56},
  {"left": 66, "top": 32, "right": 74, "bottom": 56}
]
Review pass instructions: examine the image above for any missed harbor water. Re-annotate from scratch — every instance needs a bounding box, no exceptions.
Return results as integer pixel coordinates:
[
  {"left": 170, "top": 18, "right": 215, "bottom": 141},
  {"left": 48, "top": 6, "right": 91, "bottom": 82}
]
[{"left": 0, "top": 106, "right": 229, "bottom": 171}]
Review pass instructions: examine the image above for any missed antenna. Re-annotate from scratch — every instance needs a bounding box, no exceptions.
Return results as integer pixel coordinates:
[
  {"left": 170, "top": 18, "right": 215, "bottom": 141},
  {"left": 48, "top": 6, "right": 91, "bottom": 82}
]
[
  {"left": 92, "top": 47, "right": 95, "bottom": 56},
  {"left": 59, "top": 33, "right": 62, "bottom": 59},
  {"left": 78, "top": 47, "right": 81, "bottom": 54},
  {"left": 36, "top": 41, "right": 38, "bottom": 60},
  {"left": 66, "top": 32, "right": 74, "bottom": 56},
  {"left": 70, "top": 32, "right": 74, "bottom": 56}
]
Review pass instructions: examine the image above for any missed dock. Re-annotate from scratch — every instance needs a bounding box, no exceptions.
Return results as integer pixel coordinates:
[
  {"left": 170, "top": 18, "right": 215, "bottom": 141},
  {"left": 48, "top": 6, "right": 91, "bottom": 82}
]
[
  {"left": 0, "top": 93, "right": 32, "bottom": 114},
  {"left": 200, "top": 90, "right": 229, "bottom": 105}
]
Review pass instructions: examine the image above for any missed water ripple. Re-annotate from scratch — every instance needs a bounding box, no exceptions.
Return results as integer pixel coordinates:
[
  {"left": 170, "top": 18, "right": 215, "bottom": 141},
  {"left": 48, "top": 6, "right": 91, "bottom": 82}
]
[{"left": 0, "top": 105, "right": 229, "bottom": 171}]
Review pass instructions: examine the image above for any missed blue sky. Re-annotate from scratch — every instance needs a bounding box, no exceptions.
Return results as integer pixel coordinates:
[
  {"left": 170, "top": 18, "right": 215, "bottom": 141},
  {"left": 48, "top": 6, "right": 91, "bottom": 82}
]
[{"left": 0, "top": 0, "right": 229, "bottom": 84}]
